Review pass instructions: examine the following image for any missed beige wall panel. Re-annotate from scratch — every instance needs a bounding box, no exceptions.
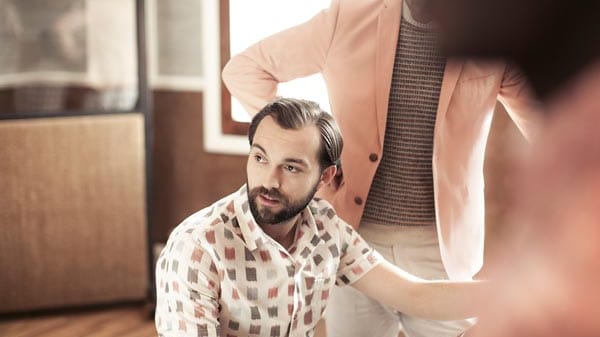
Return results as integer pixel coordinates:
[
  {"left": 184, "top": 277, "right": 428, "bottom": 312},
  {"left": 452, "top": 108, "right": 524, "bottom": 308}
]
[{"left": 0, "top": 114, "right": 148, "bottom": 313}]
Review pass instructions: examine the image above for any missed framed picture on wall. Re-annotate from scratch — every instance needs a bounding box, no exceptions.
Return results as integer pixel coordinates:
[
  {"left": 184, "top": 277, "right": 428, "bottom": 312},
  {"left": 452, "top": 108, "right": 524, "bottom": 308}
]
[
  {"left": 0, "top": 1, "right": 88, "bottom": 83},
  {"left": 0, "top": 0, "right": 138, "bottom": 113}
]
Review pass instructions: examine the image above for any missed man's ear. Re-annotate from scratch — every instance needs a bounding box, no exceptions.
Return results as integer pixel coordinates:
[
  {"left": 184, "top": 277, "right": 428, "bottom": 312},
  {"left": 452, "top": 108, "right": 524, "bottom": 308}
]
[{"left": 317, "top": 165, "right": 337, "bottom": 189}]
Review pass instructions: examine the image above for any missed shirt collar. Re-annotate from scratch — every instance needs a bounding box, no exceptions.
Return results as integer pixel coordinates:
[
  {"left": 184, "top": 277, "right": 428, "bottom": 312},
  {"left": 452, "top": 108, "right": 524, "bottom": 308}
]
[
  {"left": 287, "top": 203, "right": 324, "bottom": 259},
  {"left": 232, "top": 185, "right": 263, "bottom": 251}
]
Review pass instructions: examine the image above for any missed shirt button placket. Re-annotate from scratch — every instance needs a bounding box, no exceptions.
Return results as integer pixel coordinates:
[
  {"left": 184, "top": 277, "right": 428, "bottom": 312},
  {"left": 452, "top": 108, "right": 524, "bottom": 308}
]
[
  {"left": 289, "top": 277, "right": 301, "bottom": 333},
  {"left": 288, "top": 259, "right": 301, "bottom": 329}
]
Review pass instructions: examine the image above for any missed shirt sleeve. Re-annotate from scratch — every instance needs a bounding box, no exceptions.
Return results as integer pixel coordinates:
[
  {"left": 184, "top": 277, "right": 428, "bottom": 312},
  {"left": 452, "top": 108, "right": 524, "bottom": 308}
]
[
  {"left": 335, "top": 221, "right": 382, "bottom": 286},
  {"left": 155, "top": 231, "right": 221, "bottom": 337}
]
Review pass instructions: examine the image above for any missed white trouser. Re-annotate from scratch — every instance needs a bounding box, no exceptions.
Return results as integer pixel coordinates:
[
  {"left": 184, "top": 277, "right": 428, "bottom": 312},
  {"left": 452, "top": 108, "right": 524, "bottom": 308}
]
[{"left": 325, "top": 223, "right": 476, "bottom": 337}]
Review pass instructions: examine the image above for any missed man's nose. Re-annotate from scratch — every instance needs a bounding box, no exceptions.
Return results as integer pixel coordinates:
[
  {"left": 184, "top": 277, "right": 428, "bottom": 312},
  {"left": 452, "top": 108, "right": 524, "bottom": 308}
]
[{"left": 262, "top": 167, "right": 281, "bottom": 190}]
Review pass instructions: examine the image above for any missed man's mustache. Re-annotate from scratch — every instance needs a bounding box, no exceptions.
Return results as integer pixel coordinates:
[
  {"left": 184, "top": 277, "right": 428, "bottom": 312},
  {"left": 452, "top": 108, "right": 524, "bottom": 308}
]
[{"left": 254, "top": 186, "right": 285, "bottom": 201}]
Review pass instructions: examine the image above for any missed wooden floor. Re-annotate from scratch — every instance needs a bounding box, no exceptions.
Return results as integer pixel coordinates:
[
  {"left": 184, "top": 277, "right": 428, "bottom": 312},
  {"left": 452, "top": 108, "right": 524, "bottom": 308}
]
[
  {"left": 0, "top": 305, "right": 156, "bottom": 337},
  {"left": 0, "top": 305, "right": 407, "bottom": 337}
]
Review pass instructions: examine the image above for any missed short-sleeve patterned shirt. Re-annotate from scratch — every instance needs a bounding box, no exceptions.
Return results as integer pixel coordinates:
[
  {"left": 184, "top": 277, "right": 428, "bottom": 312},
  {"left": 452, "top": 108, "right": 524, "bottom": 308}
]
[{"left": 155, "top": 185, "right": 381, "bottom": 337}]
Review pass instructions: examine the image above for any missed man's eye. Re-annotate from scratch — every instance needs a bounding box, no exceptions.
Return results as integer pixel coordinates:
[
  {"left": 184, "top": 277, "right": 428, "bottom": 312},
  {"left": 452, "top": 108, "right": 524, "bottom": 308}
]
[
  {"left": 255, "top": 154, "right": 266, "bottom": 163},
  {"left": 284, "top": 165, "right": 299, "bottom": 173}
]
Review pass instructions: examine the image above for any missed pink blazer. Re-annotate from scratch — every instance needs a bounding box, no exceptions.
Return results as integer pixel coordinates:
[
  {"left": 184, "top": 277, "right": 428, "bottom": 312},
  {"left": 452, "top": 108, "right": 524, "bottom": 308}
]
[{"left": 223, "top": 0, "right": 542, "bottom": 280}]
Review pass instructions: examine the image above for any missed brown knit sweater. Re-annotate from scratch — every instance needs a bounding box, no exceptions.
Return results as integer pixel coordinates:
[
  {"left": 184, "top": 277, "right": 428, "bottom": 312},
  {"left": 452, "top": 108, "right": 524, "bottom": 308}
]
[{"left": 362, "top": 17, "right": 446, "bottom": 226}]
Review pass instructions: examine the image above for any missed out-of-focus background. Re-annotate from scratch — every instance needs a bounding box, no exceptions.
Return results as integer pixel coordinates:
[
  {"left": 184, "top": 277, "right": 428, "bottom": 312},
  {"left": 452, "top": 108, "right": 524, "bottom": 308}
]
[{"left": 0, "top": 1, "right": 525, "bottom": 336}]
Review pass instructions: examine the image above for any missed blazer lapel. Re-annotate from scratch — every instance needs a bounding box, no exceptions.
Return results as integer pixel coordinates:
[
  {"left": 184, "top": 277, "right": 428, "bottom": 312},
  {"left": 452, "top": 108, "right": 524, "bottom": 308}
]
[
  {"left": 436, "top": 59, "right": 464, "bottom": 122},
  {"left": 375, "top": 0, "right": 402, "bottom": 148}
]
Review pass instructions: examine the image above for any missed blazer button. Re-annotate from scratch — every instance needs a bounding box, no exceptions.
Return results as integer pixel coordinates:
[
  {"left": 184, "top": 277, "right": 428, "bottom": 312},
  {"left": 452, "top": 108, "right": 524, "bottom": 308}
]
[
  {"left": 369, "top": 153, "right": 378, "bottom": 162},
  {"left": 354, "top": 197, "right": 363, "bottom": 205}
]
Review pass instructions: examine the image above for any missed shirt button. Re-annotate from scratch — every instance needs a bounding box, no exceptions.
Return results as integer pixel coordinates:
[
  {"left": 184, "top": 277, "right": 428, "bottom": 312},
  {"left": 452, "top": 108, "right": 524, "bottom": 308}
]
[
  {"left": 354, "top": 197, "right": 363, "bottom": 205},
  {"left": 369, "top": 153, "right": 378, "bottom": 162}
]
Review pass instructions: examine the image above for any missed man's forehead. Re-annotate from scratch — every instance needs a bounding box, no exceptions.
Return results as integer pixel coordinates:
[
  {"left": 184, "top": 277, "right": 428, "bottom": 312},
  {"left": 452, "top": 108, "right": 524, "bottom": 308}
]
[{"left": 253, "top": 117, "right": 321, "bottom": 162}]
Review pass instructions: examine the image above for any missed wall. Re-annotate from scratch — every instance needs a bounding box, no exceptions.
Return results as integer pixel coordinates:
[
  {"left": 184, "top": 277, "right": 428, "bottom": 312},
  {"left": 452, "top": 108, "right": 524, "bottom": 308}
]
[{"left": 151, "top": 90, "right": 246, "bottom": 243}]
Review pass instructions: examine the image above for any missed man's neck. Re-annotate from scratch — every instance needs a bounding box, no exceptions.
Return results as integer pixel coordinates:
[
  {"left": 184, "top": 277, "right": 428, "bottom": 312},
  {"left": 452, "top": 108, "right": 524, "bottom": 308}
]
[{"left": 262, "top": 215, "right": 300, "bottom": 249}]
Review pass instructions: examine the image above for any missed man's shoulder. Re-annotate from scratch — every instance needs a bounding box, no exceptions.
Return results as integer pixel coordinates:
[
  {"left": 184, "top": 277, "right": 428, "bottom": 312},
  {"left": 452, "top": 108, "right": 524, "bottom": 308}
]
[
  {"left": 310, "top": 196, "right": 336, "bottom": 212},
  {"left": 308, "top": 198, "right": 359, "bottom": 245},
  {"left": 309, "top": 197, "right": 345, "bottom": 228}
]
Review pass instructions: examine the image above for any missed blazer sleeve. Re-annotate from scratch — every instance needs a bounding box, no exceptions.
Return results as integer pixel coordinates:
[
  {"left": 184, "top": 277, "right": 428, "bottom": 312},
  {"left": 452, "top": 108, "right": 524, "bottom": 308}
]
[
  {"left": 222, "top": 0, "right": 341, "bottom": 115},
  {"left": 497, "top": 63, "right": 546, "bottom": 141}
]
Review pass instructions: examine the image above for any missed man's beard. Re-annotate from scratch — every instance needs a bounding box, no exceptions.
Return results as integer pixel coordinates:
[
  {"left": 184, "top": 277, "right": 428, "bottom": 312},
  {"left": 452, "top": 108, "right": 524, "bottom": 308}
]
[{"left": 247, "top": 182, "right": 319, "bottom": 226}]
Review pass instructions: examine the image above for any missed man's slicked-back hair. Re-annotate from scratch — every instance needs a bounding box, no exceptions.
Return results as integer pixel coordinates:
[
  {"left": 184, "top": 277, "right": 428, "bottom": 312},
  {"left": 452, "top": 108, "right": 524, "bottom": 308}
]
[{"left": 248, "top": 97, "right": 343, "bottom": 172}]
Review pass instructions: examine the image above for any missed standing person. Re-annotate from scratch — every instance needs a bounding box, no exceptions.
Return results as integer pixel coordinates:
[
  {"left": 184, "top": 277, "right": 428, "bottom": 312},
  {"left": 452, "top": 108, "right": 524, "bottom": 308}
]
[
  {"left": 222, "top": 1, "right": 541, "bottom": 336},
  {"left": 430, "top": 0, "right": 600, "bottom": 336},
  {"left": 155, "top": 98, "right": 482, "bottom": 337}
]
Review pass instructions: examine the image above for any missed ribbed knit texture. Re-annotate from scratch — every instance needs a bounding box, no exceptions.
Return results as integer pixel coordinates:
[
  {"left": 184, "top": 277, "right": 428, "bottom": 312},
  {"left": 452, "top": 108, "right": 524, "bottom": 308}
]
[{"left": 362, "top": 17, "right": 446, "bottom": 226}]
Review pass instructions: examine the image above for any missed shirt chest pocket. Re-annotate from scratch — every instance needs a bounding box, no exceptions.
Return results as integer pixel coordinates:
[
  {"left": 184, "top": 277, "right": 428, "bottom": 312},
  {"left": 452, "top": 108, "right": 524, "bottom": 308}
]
[
  {"left": 296, "top": 254, "right": 336, "bottom": 327},
  {"left": 295, "top": 273, "right": 332, "bottom": 331},
  {"left": 293, "top": 239, "right": 339, "bottom": 326}
]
